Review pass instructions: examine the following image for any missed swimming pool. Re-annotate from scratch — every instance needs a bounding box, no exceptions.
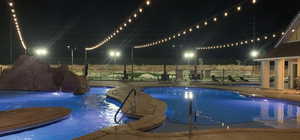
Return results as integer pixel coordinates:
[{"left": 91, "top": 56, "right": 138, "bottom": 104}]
[
  {"left": 144, "top": 87, "right": 300, "bottom": 131},
  {"left": 0, "top": 87, "right": 128, "bottom": 140}
]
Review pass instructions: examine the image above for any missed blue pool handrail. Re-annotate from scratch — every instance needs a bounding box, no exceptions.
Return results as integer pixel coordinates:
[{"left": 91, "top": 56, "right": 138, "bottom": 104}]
[{"left": 114, "top": 88, "right": 137, "bottom": 124}]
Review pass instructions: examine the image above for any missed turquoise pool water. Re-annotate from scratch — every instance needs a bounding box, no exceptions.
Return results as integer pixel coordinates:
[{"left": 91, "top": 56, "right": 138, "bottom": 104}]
[
  {"left": 0, "top": 87, "right": 128, "bottom": 140},
  {"left": 144, "top": 87, "right": 300, "bottom": 129}
]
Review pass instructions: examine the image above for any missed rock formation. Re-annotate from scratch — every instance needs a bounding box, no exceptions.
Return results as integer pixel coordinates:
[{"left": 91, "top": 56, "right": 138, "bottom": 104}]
[{"left": 0, "top": 55, "right": 88, "bottom": 93}]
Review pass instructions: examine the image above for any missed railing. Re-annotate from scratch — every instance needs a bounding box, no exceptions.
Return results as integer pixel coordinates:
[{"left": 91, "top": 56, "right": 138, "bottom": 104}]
[{"left": 114, "top": 88, "right": 137, "bottom": 124}]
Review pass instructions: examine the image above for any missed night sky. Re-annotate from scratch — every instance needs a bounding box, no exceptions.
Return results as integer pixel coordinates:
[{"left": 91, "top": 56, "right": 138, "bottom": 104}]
[{"left": 0, "top": 0, "right": 299, "bottom": 65}]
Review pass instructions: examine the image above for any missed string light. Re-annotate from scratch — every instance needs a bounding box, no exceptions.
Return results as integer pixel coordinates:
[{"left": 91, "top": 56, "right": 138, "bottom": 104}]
[
  {"left": 252, "top": 0, "right": 257, "bottom": 4},
  {"left": 224, "top": 12, "right": 228, "bottom": 17},
  {"left": 85, "top": 0, "right": 151, "bottom": 51},
  {"left": 237, "top": 6, "right": 242, "bottom": 11},
  {"left": 135, "top": 0, "right": 255, "bottom": 49},
  {"left": 196, "top": 31, "right": 291, "bottom": 50},
  {"left": 7, "top": 1, "right": 27, "bottom": 50}
]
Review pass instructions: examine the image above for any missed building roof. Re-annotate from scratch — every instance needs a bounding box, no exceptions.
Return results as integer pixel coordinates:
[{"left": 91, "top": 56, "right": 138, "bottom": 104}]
[
  {"left": 263, "top": 41, "right": 300, "bottom": 59},
  {"left": 257, "top": 12, "right": 300, "bottom": 61}
]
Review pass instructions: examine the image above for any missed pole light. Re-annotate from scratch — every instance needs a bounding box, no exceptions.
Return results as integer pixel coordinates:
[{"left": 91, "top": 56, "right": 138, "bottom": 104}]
[
  {"left": 183, "top": 51, "right": 195, "bottom": 64},
  {"left": 108, "top": 50, "right": 121, "bottom": 64},
  {"left": 34, "top": 48, "right": 48, "bottom": 56},
  {"left": 66, "top": 45, "right": 76, "bottom": 65},
  {"left": 250, "top": 50, "right": 259, "bottom": 58}
]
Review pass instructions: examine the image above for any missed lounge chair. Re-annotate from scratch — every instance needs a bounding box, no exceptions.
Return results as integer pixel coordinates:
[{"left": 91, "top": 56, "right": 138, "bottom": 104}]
[
  {"left": 228, "top": 75, "right": 236, "bottom": 82},
  {"left": 211, "top": 75, "right": 220, "bottom": 82},
  {"left": 240, "top": 77, "right": 249, "bottom": 82}
]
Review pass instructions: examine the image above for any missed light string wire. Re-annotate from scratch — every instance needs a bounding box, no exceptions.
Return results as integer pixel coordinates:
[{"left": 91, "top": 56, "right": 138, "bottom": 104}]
[
  {"left": 85, "top": 0, "right": 152, "bottom": 51},
  {"left": 134, "top": 0, "right": 257, "bottom": 49}
]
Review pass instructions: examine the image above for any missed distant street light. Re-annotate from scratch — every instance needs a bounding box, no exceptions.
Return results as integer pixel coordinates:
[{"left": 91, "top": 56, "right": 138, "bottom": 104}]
[
  {"left": 108, "top": 50, "right": 121, "bottom": 64},
  {"left": 66, "top": 45, "right": 76, "bottom": 65},
  {"left": 34, "top": 48, "right": 48, "bottom": 56},
  {"left": 250, "top": 50, "right": 259, "bottom": 58},
  {"left": 183, "top": 51, "right": 195, "bottom": 64}
]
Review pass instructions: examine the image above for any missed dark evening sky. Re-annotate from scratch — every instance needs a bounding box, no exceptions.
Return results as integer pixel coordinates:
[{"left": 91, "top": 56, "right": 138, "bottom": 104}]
[{"left": 0, "top": 0, "right": 299, "bottom": 64}]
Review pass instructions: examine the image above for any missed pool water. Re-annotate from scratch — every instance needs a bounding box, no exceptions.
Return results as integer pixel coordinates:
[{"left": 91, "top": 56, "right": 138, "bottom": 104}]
[
  {"left": 144, "top": 87, "right": 300, "bottom": 129},
  {"left": 0, "top": 87, "right": 128, "bottom": 140}
]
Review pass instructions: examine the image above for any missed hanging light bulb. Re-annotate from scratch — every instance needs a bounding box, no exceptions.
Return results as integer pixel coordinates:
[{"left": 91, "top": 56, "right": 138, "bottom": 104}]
[
  {"left": 237, "top": 6, "right": 242, "bottom": 11},
  {"left": 128, "top": 18, "right": 132, "bottom": 23},
  {"left": 196, "top": 25, "right": 200, "bottom": 29},
  {"left": 139, "top": 8, "right": 143, "bottom": 13},
  {"left": 134, "top": 13, "right": 137, "bottom": 18},
  {"left": 213, "top": 17, "right": 217, "bottom": 22},
  {"left": 9, "top": 2, "right": 13, "bottom": 7},
  {"left": 224, "top": 12, "right": 228, "bottom": 17},
  {"left": 146, "top": 0, "right": 151, "bottom": 6},
  {"left": 204, "top": 21, "right": 208, "bottom": 26},
  {"left": 252, "top": 0, "right": 257, "bottom": 4}
]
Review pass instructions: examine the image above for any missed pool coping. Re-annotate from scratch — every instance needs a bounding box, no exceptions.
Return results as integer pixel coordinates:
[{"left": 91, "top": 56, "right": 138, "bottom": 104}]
[{"left": 76, "top": 81, "right": 300, "bottom": 140}]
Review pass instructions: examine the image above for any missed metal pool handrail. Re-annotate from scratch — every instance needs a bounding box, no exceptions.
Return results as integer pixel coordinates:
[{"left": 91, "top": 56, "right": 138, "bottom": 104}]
[{"left": 114, "top": 88, "right": 137, "bottom": 124}]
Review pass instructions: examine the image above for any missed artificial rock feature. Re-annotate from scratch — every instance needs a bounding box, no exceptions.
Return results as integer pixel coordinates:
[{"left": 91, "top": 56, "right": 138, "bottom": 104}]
[{"left": 0, "top": 55, "right": 88, "bottom": 93}]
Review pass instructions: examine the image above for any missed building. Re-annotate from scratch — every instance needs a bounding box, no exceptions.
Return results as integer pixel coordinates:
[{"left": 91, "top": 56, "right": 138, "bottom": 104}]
[{"left": 256, "top": 12, "right": 300, "bottom": 90}]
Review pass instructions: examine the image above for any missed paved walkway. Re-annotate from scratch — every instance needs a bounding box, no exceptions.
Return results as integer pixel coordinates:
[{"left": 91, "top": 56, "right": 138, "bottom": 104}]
[{"left": 75, "top": 81, "right": 300, "bottom": 140}]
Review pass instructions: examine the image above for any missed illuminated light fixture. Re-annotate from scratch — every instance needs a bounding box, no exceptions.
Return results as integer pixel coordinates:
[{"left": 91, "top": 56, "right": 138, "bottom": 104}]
[
  {"left": 250, "top": 50, "right": 259, "bottom": 58},
  {"left": 183, "top": 31, "right": 186, "bottom": 35},
  {"left": 139, "top": 8, "right": 143, "bottom": 13},
  {"left": 245, "top": 41, "right": 248, "bottom": 44},
  {"left": 13, "top": 14, "right": 16, "bottom": 18},
  {"left": 264, "top": 36, "right": 268, "bottom": 40},
  {"left": 113, "top": 33, "right": 116, "bottom": 36},
  {"left": 11, "top": 9, "right": 15, "bottom": 13},
  {"left": 116, "top": 30, "right": 119, "bottom": 33},
  {"left": 119, "top": 27, "right": 123, "bottom": 30},
  {"left": 124, "top": 23, "right": 127, "bottom": 27},
  {"left": 257, "top": 37, "right": 260, "bottom": 41},
  {"left": 196, "top": 25, "right": 200, "bottom": 29},
  {"left": 134, "top": 13, "right": 137, "bottom": 18},
  {"left": 281, "top": 32, "right": 285, "bottom": 35},
  {"left": 189, "top": 28, "right": 193, "bottom": 32},
  {"left": 231, "top": 43, "right": 234, "bottom": 46},
  {"left": 224, "top": 12, "right": 228, "bottom": 17},
  {"left": 146, "top": 0, "right": 151, "bottom": 6},
  {"left": 178, "top": 33, "right": 181, "bottom": 37},
  {"left": 240, "top": 42, "right": 244, "bottom": 45},
  {"left": 272, "top": 34, "right": 276, "bottom": 38},
  {"left": 109, "top": 50, "right": 121, "bottom": 58},
  {"left": 128, "top": 19, "right": 132, "bottom": 23},
  {"left": 35, "top": 48, "right": 48, "bottom": 56},
  {"left": 292, "top": 29, "right": 295, "bottom": 32},
  {"left": 237, "top": 6, "right": 241, "bottom": 11},
  {"left": 168, "top": 37, "right": 171, "bottom": 40},
  {"left": 252, "top": 0, "right": 257, "bottom": 4},
  {"left": 251, "top": 39, "right": 254, "bottom": 42},
  {"left": 9, "top": 2, "right": 13, "bottom": 7},
  {"left": 204, "top": 21, "right": 208, "bottom": 26},
  {"left": 213, "top": 17, "right": 217, "bottom": 22},
  {"left": 173, "top": 35, "right": 176, "bottom": 38}
]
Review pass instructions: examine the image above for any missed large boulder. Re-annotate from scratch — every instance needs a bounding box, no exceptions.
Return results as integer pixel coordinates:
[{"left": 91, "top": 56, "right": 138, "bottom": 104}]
[{"left": 0, "top": 55, "right": 89, "bottom": 93}]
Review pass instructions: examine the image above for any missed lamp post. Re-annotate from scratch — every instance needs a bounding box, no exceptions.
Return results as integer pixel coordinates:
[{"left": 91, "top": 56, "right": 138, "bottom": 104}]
[
  {"left": 250, "top": 50, "right": 260, "bottom": 76},
  {"left": 66, "top": 45, "right": 77, "bottom": 65},
  {"left": 108, "top": 50, "right": 121, "bottom": 80}
]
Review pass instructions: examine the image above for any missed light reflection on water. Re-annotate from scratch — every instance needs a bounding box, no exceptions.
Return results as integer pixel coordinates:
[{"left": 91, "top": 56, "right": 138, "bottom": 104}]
[{"left": 144, "top": 87, "right": 300, "bottom": 128}]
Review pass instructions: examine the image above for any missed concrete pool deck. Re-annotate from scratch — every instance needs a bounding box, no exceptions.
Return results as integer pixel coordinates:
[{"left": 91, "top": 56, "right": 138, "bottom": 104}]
[
  {"left": 75, "top": 81, "right": 300, "bottom": 140},
  {"left": 0, "top": 107, "right": 71, "bottom": 135}
]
